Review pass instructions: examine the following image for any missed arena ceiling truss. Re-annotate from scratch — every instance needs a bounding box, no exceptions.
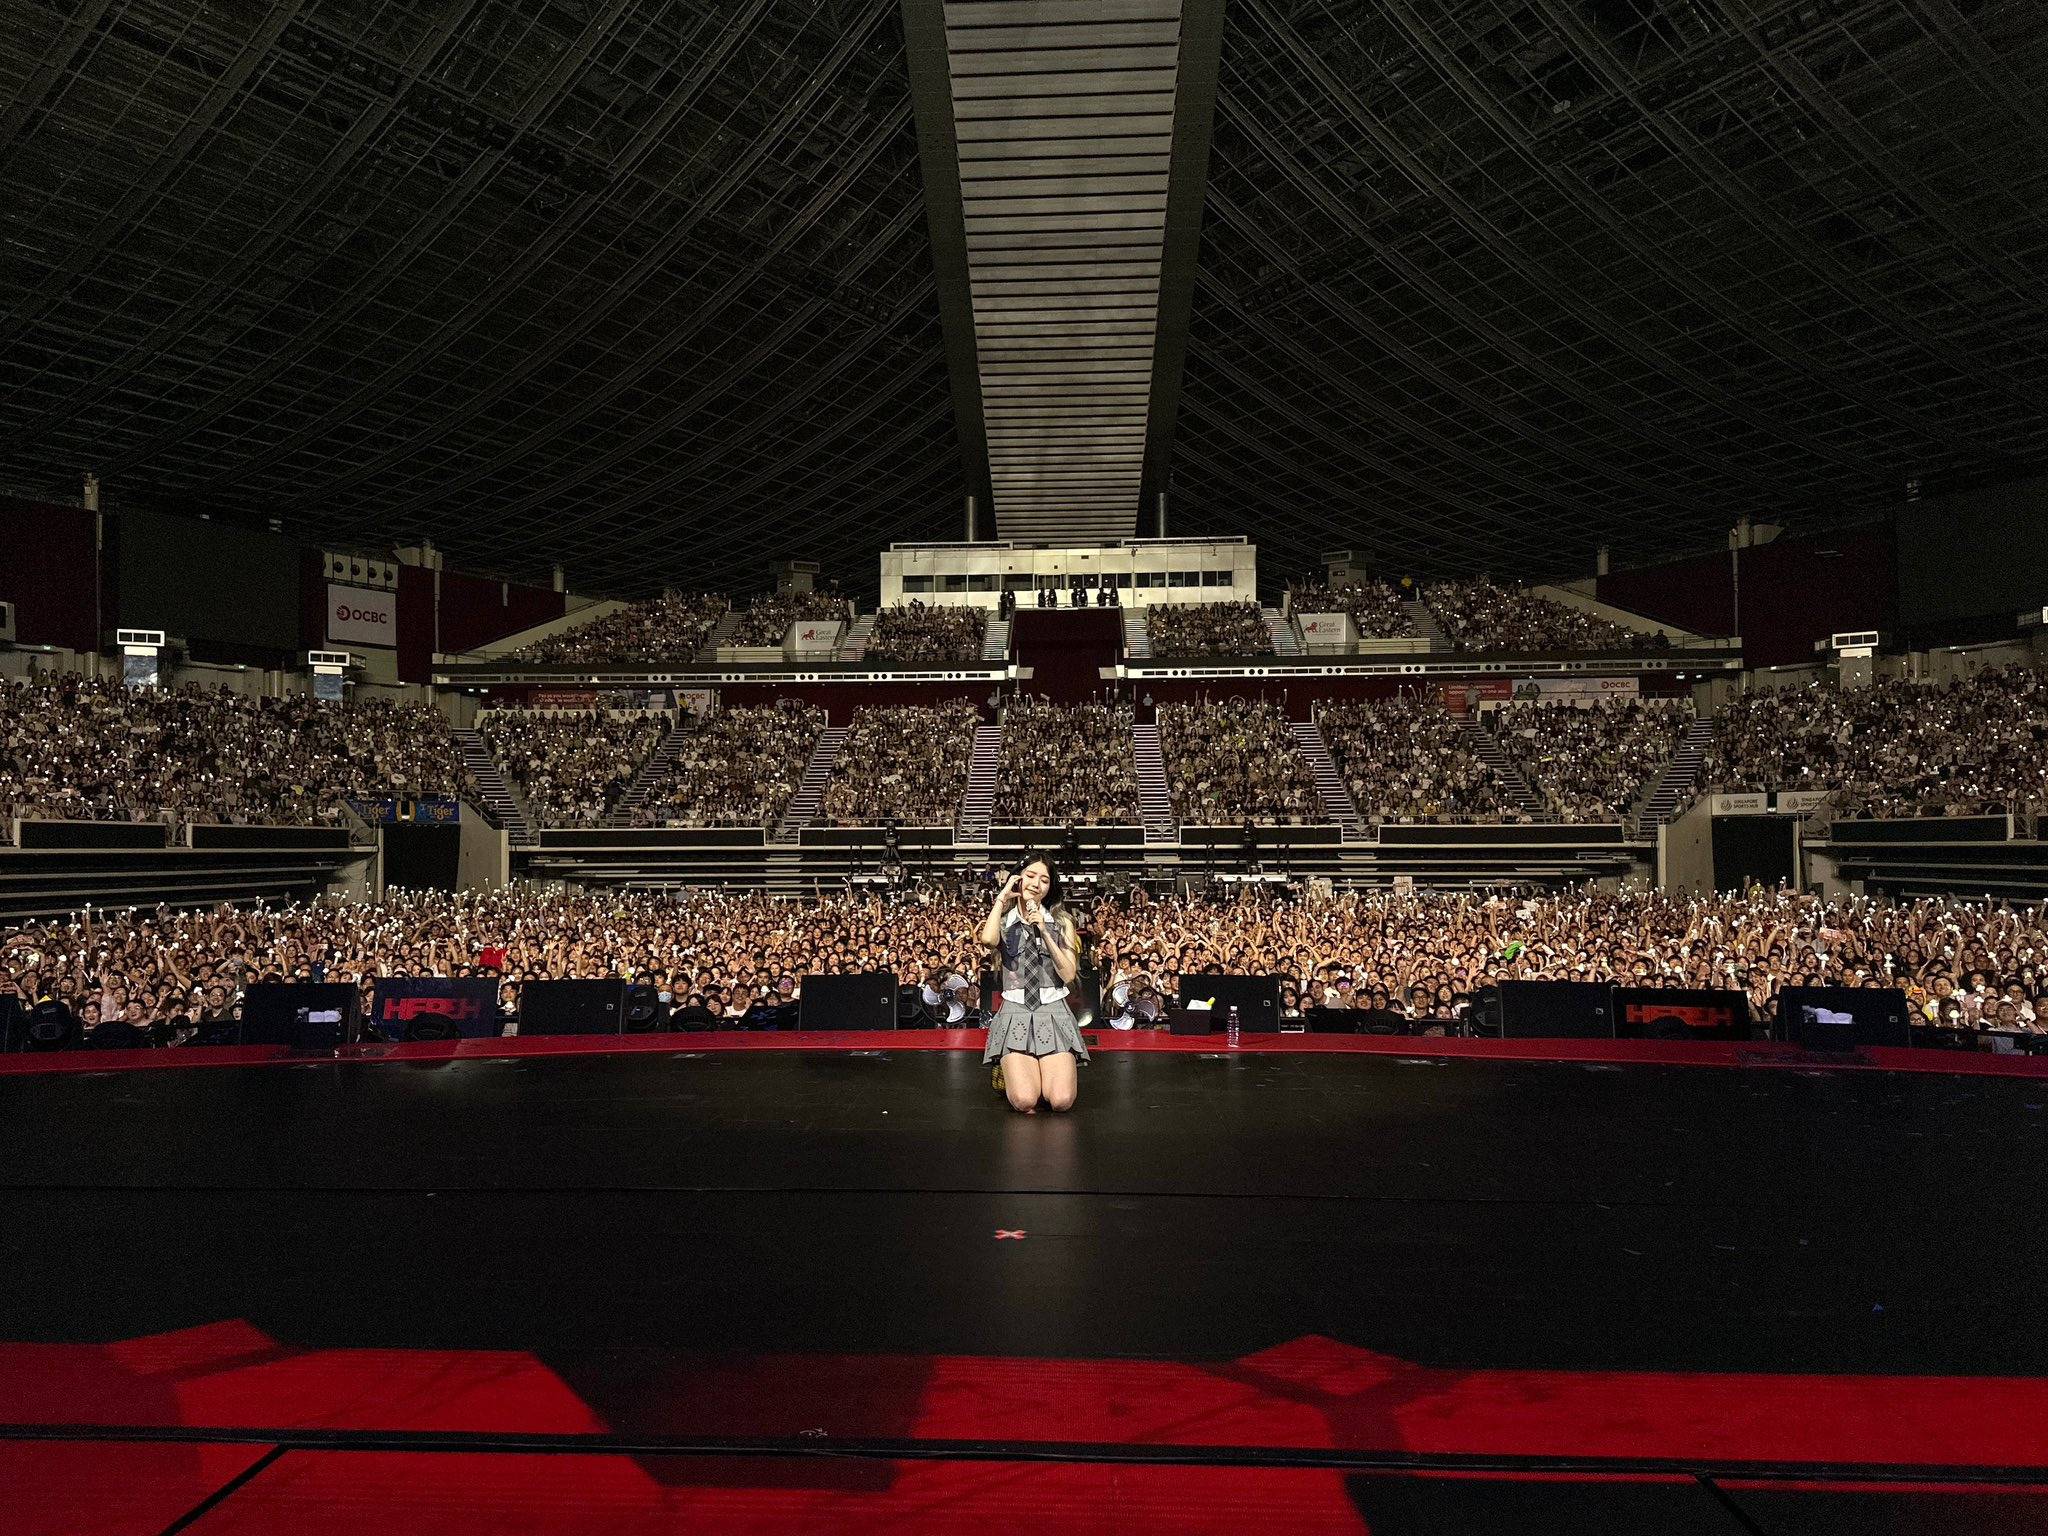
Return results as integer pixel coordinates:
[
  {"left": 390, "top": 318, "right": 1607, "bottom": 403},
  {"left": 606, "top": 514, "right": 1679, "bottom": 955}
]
[
  {"left": 1169, "top": 0, "right": 2048, "bottom": 584},
  {"left": 0, "top": 0, "right": 2044, "bottom": 597},
  {"left": 0, "top": 0, "right": 962, "bottom": 595}
]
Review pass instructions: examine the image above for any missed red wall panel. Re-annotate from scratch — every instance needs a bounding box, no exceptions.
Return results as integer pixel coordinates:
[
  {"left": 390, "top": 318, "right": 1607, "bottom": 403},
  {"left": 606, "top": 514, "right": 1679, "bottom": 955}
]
[
  {"left": 436, "top": 571, "right": 565, "bottom": 657},
  {"left": 0, "top": 498, "right": 98, "bottom": 651},
  {"left": 1599, "top": 526, "right": 1895, "bottom": 668}
]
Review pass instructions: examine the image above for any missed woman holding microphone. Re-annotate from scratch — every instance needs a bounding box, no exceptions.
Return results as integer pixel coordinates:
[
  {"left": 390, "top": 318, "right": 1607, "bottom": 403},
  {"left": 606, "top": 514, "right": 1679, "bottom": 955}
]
[{"left": 978, "top": 854, "right": 1087, "bottom": 1112}]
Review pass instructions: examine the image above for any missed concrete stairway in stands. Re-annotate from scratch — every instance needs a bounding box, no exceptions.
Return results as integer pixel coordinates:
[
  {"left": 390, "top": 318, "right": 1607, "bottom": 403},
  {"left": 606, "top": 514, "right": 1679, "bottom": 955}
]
[
  {"left": 693, "top": 608, "right": 741, "bottom": 661},
  {"left": 1122, "top": 606, "right": 1151, "bottom": 659},
  {"left": 1636, "top": 717, "right": 1717, "bottom": 827},
  {"left": 609, "top": 717, "right": 692, "bottom": 826},
  {"left": 1406, "top": 598, "right": 1449, "bottom": 648},
  {"left": 1263, "top": 608, "right": 1304, "bottom": 656},
  {"left": 454, "top": 728, "right": 537, "bottom": 846},
  {"left": 834, "top": 612, "right": 876, "bottom": 660},
  {"left": 1131, "top": 723, "right": 1177, "bottom": 843},
  {"left": 957, "top": 722, "right": 1003, "bottom": 842},
  {"left": 1461, "top": 718, "right": 1547, "bottom": 820},
  {"left": 981, "top": 614, "right": 1010, "bottom": 661},
  {"left": 772, "top": 726, "right": 847, "bottom": 843},
  {"left": 1291, "top": 719, "right": 1366, "bottom": 840}
]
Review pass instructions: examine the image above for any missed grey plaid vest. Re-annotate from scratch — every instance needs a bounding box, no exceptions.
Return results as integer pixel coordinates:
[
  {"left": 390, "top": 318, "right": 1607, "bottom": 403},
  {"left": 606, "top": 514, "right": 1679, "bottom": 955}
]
[{"left": 1001, "top": 908, "right": 1066, "bottom": 1007}]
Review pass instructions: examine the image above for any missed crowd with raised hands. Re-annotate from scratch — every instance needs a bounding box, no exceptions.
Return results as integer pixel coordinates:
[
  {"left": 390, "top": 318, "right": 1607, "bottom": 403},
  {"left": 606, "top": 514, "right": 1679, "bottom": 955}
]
[
  {"left": 481, "top": 709, "right": 667, "bottom": 827},
  {"left": 818, "top": 700, "right": 982, "bottom": 827},
  {"left": 1424, "top": 579, "right": 1645, "bottom": 652},
  {"left": 1143, "top": 601, "right": 1270, "bottom": 658},
  {"left": 1285, "top": 580, "right": 1414, "bottom": 639},
  {"left": 634, "top": 701, "right": 825, "bottom": 828},
  {"left": 1700, "top": 667, "right": 2048, "bottom": 820},
  {"left": 11, "top": 882, "right": 2048, "bottom": 1045},
  {"left": 991, "top": 696, "right": 1138, "bottom": 826},
  {"left": 1489, "top": 698, "right": 1688, "bottom": 821},
  {"left": 862, "top": 603, "right": 986, "bottom": 664},
  {"left": 1157, "top": 697, "right": 1320, "bottom": 825},
  {"left": 0, "top": 673, "right": 464, "bottom": 837},
  {"left": 729, "top": 591, "right": 849, "bottom": 647},
  {"left": 1317, "top": 694, "right": 1513, "bottom": 824},
  {"left": 1087, "top": 884, "right": 2048, "bottom": 1032},
  {"left": 515, "top": 592, "right": 728, "bottom": 663}
]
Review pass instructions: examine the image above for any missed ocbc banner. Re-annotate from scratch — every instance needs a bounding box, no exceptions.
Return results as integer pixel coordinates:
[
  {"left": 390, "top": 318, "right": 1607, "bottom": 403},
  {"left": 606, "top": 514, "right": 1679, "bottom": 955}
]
[{"left": 327, "top": 582, "right": 397, "bottom": 648}]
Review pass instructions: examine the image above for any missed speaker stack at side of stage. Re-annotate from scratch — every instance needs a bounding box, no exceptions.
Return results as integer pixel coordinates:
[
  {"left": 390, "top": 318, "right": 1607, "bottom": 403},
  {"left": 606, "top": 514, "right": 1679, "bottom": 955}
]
[
  {"left": 517, "top": 979, "right": 626, "bottom": 1036},
  {"left": 798, "top": 972, "right": 899, "bottom": 1030},
  {"left": 1495, "top": 980, "right": 1614, "bottom": 1039}
]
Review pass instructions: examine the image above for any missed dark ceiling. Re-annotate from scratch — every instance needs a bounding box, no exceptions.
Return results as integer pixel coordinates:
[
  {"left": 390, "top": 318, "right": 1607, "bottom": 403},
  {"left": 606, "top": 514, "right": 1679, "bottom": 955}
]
[
  {"left": 0, "top": 0, "right": 960, "bottom": 595},
  {"left": 0, "top": 0, "right": 2044, "bottom": 597},
  {"left": 1171, "top": 0, "right": 2048, "bottom": 583}
]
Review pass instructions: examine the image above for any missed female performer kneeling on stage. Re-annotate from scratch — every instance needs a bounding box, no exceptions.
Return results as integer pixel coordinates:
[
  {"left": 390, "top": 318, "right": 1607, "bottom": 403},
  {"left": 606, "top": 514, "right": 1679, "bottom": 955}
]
[{"left": 978, "top": 854, "right": 1088, "bottom": 1112}]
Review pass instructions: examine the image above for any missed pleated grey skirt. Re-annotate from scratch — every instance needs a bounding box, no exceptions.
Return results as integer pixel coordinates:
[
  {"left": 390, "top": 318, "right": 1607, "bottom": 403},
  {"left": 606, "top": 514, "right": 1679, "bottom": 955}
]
[{"left": 982, "top": 994, "right": 1090, "bottom": 1064}]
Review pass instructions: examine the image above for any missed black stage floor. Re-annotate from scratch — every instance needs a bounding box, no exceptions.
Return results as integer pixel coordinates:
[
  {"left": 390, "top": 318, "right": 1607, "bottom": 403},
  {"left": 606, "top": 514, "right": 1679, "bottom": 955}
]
[{"left": 5, "top": 1040, "right": 2048, "bottom": 1532}]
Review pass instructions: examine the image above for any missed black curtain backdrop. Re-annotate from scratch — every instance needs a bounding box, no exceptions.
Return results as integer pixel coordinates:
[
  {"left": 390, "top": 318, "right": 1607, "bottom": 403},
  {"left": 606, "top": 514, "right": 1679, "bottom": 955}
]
[
  {"left": 1711, "top": 815, "right": 1797, "bottom": 893},
  {"left": 382, "top": 826, "right": 459, "bottom": 892}
]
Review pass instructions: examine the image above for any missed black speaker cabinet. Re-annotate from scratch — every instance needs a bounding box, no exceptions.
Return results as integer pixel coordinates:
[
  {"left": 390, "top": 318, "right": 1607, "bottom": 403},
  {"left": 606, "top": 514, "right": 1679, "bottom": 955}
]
[
  {"left": 240, "top": 983, "right": 361, "bottom": 1050},
  {"left": 1497, "top": 980, "right": 1613, "bottom": 1039},
  {"left": 798, "top": 972, "right": 899, "bottom": 1030},
  {"left": 518, "top": 978, "right": 626, "bottom": 1036},
  {"left": 1177, "top": 974, "right": 1282, "bottom": 1031},
  {"left": 1778, "top": 986, "right": 1911, "bottom": 1050}
]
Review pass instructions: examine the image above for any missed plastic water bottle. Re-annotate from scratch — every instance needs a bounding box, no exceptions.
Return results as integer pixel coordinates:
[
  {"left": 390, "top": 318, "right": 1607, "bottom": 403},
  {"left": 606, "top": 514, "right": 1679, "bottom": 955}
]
[{"left": 1227, "top": 1004, "right": 1241, "bottom": 1050}]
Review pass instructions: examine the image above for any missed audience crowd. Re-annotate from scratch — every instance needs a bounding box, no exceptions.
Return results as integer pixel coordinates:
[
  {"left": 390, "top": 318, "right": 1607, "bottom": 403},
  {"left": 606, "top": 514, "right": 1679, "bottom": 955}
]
[
  {"left": 516, "top": 593, "right": 728, "bottom": 663},
  {"left": 1425, "top": 579, "right": 1645, "bottom": 652},
  {"left": 1700, "top": 668, "right": 2048, "bottom": 820},
  {"left": 1144, "top": 602, "right": 1271, "bottom": 658},
  {"left": 10, "top": 883, "right": 2048, "bottom": 1044},
  {"left": 862, "top": 603, "right": 986, "bottom": 665},
  {"left": 0, "top": 674, "right": 464, "bottom": 837},
  {"left": 1285, "top": 580, "right": 1414, "bottom": 639},
  {"left": 992, "top": 696, "right": 1139, "bottom": 826},
  {"left": 481, "top": 709, "right": 667, "bottom": 827},
  {"left": 1158, "top": 697, "right": 1321, "bottom": 824},
  {"left": 729, "top": 592, "right": 850, "bottom": 647},
  {"left": 1490, "top": 698, "right": 1688, "bottom": 821},
  {"left": 1317, "top": 694, "right": 1515, "bottom": 824},
  {"left": 818, "top": 701, "right": 982, "bottom": 827},
  {"left": 635, "top": 701, "right": 826, "bottom": 828}
]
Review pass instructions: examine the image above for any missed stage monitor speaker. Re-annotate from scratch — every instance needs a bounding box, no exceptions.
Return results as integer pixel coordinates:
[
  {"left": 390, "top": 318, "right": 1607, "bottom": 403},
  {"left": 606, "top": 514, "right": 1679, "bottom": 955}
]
[
  {"left": 1, "top": 996, "right": 82, "bottom": 1052},
  {"left": 624, "top": 983, "right": 666, "bottom": 1033},
  {"left": 1497, "top": 980, "right": 1613, "bottom": 1039},
  {"left": 1177, "top": 974, "right": 1282, "bottom": 1031},
  {"left": 798, "top": 972, "right": 898, "bottom": 1031},
  {"left": 240, "top": 983, "right": 361, "bottom": 1050},
  {"left": 369, "top": 978, "right": 500, "bottom": 1041},
  {"left": 1612, "top": 986, "right": 1752, "bottom": 1041},
  {"left": 518, "top": 979, "right": 625, "bottom": 1036},
  {"left": 1778, "top": 986, "right": 1911, "bottom": 1050}
]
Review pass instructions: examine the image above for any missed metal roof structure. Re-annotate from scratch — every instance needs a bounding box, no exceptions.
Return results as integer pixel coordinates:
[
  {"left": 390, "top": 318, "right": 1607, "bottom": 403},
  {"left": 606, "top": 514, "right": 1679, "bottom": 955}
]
[{"left": 0, "top": 0, "right": 2043, "bottom": 594}]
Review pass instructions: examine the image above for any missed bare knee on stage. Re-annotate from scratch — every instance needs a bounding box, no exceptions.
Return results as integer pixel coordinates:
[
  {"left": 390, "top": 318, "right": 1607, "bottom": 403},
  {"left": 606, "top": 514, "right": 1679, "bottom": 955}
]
[
  {"left": 1003, "top": 1052, "right": 1042, "bottom": 1112},
  {"left": 1039, "top": 1051, "right": 1078, "bottom": 1111}
]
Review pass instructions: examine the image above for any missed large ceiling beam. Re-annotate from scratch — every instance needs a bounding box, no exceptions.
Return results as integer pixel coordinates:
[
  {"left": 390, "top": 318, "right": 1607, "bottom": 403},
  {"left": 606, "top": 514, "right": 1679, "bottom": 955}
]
[
  {"left": 903, "top": 0, "right": 994, "bottom": 534},
  {"left": 1139, "top": 0, "right": 1226, "bottom": 525},
  {"left": 907, "top": 0, "right": 1224, "bottom": 545}
]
